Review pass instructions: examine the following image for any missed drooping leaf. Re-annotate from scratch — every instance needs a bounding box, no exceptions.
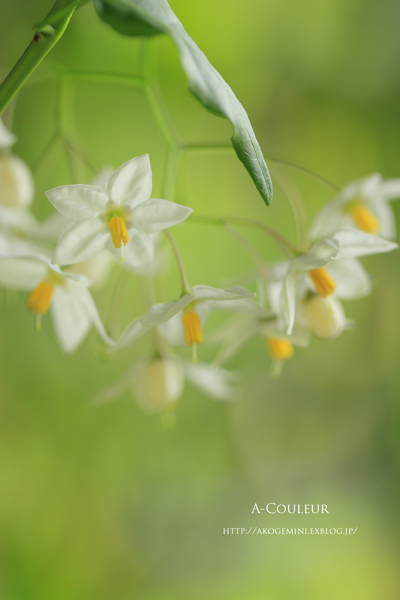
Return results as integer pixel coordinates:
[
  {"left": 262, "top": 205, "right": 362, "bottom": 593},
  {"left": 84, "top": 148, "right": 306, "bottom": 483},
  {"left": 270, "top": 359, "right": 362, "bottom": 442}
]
[{"left": 93, "top": 0, "right": 273, "bottom": 206}]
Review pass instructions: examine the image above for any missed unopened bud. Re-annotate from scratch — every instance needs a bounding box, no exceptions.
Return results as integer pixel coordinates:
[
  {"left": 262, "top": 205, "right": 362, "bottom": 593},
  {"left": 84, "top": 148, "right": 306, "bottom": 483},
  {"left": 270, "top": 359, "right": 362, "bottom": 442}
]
[
  {"left": 135, "top": 358, "right": 185, "bottom": 412},
  {"left": 303, "top": 295, "right": 346, "bottom": 340},
  {"left": 0, "top": 155, "right": 34, "bottom": 208}
]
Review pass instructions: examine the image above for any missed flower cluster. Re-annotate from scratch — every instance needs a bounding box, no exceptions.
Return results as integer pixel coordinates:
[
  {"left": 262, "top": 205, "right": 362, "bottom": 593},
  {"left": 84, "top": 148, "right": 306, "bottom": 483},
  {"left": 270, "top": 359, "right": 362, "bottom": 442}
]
[{"left": 1, "top": 118, "right": 399, "bottom": 414}]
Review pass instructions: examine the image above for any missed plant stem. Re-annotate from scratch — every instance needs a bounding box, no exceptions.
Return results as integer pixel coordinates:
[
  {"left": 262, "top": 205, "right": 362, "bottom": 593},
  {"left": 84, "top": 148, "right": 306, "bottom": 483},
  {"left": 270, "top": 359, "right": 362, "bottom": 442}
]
[
  {"left": 223, "top": 223, "right": 269, "bottom": 276},
  {"left": 164, "top": 230, "right": 191, "bottom": 294},
  {"left": 267, "top": 156, "right": 341, "bottom": 193},
  {"left": 269, "top": 162, "right": 309, "bottom": 252},
  {"left": 0, "top": 0, "right": 77, "bottom": 116},
  {"left": 190, "top": 214, "right": 299, "bottom": 257}
]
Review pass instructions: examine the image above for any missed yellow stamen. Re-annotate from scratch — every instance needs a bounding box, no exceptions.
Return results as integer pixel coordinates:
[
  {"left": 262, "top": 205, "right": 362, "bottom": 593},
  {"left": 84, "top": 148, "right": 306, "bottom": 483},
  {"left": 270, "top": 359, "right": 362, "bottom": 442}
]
[
  {"left": 182, "top": 310, "right": 203, "bottom": 346},
  {"left": 109, "top": 215, "right": 129, "bottom": 261},
  {"left": 309, "top": 267, "right": 336, "bottom": 298},
  {"left": 27, "top": 281, "right": 54, "bottom": 316},
  {"left": 267, "top": 338, "right": 294, "bottom": 361},
  {"left": 350, "top": 204, "right": 380, "bottom": 234}
]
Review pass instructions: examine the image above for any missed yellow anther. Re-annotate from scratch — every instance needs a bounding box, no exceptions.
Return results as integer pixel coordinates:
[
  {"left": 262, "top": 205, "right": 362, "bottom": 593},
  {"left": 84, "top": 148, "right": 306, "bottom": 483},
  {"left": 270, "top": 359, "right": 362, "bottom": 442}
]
[
  {"left": 309, "top": 267, "right": 336, "bottom": 298},
  {"left": 27, "top": 281, "right": 54, "bottom": 316},
  {"left": 182, "top": 310, "right": 203, "bottom": 346},
  {"left": 267, "top": 338, "right": 294, "bottom": 361},
  {"left": 109, "top": 215, "right": 129, "bottom": 261},
  {"left": 350, "top": 204, "right": 380, "bottom": 234}
]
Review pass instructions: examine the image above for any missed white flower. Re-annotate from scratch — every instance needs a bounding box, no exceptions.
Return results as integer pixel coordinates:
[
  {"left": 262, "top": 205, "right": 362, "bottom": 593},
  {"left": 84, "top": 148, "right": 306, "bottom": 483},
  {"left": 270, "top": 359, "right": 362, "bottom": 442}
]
[
  {"left": 0, "top": 252, "right": 113, "bottom": 353},
  {"left": 283, "top": 229, "right": 397, "bottom": 334},
  {"left": 257, "top": 260, "right": 354, "bottom": 343},
  {"left": 206, "top": 278, "right": 309, "bottom": 376},
  {"left": 0, "top": 154, "right": 35, "bottom": 208},
  {"left": 45, "top": 154, "right": 192, "bottom": 268},
  {"left": 0, "top": 118, "right": 17, "bottom": 149},
  {"left": 112, "top": 285, "right": 257, "bottom": 359},
  {"left": 94, "top": 356, "right": 240, "bottom": 412},
  {"left": 310, "top": 173, "right": 400, "bottom": 240},
  {"left": 213, "top": 312, "right": 310, "bottom": 365}
]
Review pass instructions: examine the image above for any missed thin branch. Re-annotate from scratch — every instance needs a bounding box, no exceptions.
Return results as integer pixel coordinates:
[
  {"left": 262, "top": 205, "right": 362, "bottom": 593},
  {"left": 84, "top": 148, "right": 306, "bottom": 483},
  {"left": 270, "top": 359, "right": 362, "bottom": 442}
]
[
  {"left": 190, "top": 214, "right": 299, "bottom": 258},
  {"left": 267, "top": 156, "right": 341, "bottom": 193},
  {"left": 0, "top": 0, "right": 78, "bottom": 115},
  {"left": 164, "top": 229, "right": 191, "bottom": 294}
]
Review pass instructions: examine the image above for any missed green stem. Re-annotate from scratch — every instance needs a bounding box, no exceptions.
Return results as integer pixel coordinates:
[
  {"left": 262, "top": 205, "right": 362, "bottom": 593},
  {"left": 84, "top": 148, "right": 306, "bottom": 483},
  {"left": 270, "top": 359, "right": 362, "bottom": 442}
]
[
  {"left": 223, "top": 223, "right": 269, "bottom": 276},
  {"left": 267, "top": 156, "right": 341, "bottom": 193},
  {"left": 0, "top": 0, "right": 77, "bottom": 116},
  {"left": 190, "top": 214, "right": 299, "bottom": 258},
  {"left": 164, "top": 230, "right": 191, "bottom": 295},
  {"left": 269, "top": 162, "right": 309, "bottom": 252}
]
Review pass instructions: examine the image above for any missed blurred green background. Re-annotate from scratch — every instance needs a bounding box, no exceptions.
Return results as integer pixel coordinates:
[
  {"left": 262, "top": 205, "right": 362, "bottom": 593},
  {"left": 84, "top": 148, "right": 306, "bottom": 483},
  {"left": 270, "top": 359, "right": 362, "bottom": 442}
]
[{"left": 1, "top": 0, "right": 400, "bottom": 598}]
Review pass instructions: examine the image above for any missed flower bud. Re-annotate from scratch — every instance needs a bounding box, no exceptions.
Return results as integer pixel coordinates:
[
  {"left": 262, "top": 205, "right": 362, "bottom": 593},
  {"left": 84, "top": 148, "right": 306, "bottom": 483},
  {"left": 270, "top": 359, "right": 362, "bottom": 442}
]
[
  {"left": 0, "top": 119, "right": 17, "bottom": 149},
  {"left": 0, "top": 154, "right": 34, "bottom": 208},
  {"left": 303, "top": 295, "right": 346, "bottom": 340},
  {"left": 134, "top": 358, "right": 185, "bottom": 412}
]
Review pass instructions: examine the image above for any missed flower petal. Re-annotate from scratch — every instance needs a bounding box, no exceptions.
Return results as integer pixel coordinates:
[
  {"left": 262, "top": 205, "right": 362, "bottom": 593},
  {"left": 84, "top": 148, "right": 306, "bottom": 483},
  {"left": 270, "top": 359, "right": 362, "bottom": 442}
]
[
  {"left": 71, "top": 283, "right": 115, "bottom": 346},
  {"left": 90, "top": 166, "right": 114, "bottom": 190},
  {"left": 139, "top": 294, "right": 195, "bottom": 328},
  {"left": 367, "top": 200, "right": 396, "bottom": 240},
  {"left": 51, "top": 284, "right": 92, "bottom": 353},
  {"left": 112, "top": 319, "right": 150, "bottom": 351},
  {"left": 159, "top": 302, "right": 210, "bottom": 346},
  {"left": 184, "top": 361, "right": 240, "bottom": 401},
  {"left": 290, "top": 238, "right": 339, "bottom": 274},
  {"left": 131, "top": 198, "right": 192, "bottom": 233},
  {"left": 108, "top": 229, "right": 154, "bottom": 270},
  {"left": 51, "top": 281, "right": 114, "bottom": 353},
  {"left": 309, "top": 199, "right": 351, "bottom": 240},
  {"left": 0, "top": 119, "right": 17, "bottom": 148},
  {"left": 284, "top": 271, "right": 297, "bottom": 335},
  {"left": 260, "top": 321, "right": 311, "bottom": 348},
  {"left": 338, "top": 173, "right": 382, "bottom": 202},
  {"left": 377, "top": 178, "right": 400, "bottom": 200},
  {"left": 332, "top": 229, "right": 398, "bottom": 258},
  {"left": 105, "top": 155, "right": 152, "bottom": 207},
  {"left": 0, "top": 155, "right": 35, "bottom": 208},
  {"left": 45, "top": 185, "right": 109, "bottom": 219},
  {"left": 92, "top": 364, "right": 141, "bottom": 404},
  {"left": 325, "top": 258, "right": 371, "bottom": 299},
  {"left": 53, "top": 217, "right": 109, "bottom": 265},
  {"left": 212, "top": 317, "right": 260, "bottom": 364},
  {"left": 34, "top": 212, "right": 72, "bottom": 242},
  {"left": 66, "top": 251, "right": 114, "bottom": 288},
  {"left": 192, "top": 285, "right": 256, "bottom": 301},
  {"left": 0, "top": 206, "right": 38, "bottom": 232},
  {"left": 0, "top": 256, "right": 46, "bottom": 290}
]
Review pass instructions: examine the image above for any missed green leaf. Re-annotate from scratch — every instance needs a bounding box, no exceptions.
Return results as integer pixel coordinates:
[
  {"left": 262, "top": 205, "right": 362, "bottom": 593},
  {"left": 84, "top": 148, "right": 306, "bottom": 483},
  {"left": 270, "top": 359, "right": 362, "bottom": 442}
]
[{"left": 93, "top": 0, "right": 273, "bottom": 206}]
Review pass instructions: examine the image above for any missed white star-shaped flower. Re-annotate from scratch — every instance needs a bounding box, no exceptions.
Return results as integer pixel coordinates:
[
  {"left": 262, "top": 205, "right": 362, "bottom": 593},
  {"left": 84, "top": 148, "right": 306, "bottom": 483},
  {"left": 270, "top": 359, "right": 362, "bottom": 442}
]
[
  {"left": 111, "top": 285, "right": 257, "bottom": 360},
  {"left": 283, "top": 229, "right": 397, "bottom": 334},
  {"left": 0, "top": 252, "right": 113, "bottom": 353},
  {"left": 310, "top": 173, "right": 400, "bottom": 240},
  {"left": 45, "top": 154, "right": 192, "bottom": 268},
  {"left": 212, "top": 311, "right": 310, "bottom": 371},
  {"left": 94, "top": 356, "right": 240, "bottom": 412}
]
